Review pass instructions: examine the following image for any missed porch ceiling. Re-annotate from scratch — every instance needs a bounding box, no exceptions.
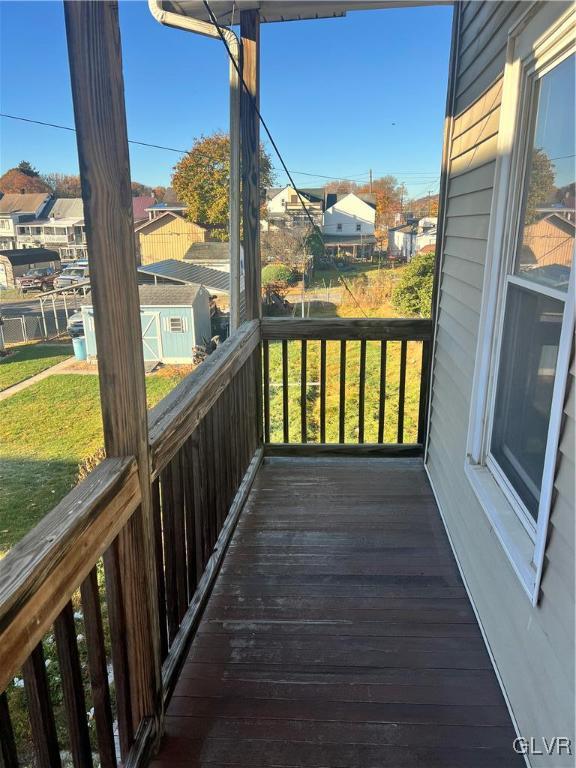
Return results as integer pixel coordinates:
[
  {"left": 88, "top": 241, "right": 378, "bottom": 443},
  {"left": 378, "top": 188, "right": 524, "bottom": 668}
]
[{"left": 165, "top": 0, "right": 450, "bottom": 25}]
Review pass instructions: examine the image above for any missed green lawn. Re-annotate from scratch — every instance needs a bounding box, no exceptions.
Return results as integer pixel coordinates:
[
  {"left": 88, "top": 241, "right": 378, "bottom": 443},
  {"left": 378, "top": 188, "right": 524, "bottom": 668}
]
[
  {"left": 0, "top": 343, "right": 73, "bottom": 391},
  {"left": 267, "top": 339, "right": 423, "bottom": 444},
  {"left": 0, "top": 372, "right": 185, "bottom": 552}
]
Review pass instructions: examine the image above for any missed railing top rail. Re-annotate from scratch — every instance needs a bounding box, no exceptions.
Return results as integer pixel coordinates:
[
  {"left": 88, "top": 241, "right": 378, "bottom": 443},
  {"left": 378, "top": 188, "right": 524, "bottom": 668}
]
[
  {"left": 0, "top": 456, "right": 140, "bottom": 692},
  {"left": 147, "top": 318, "right": 260, "bottom": 477},
  {"left": 261, "top": 317, "right": 433, "bottom": 341}
]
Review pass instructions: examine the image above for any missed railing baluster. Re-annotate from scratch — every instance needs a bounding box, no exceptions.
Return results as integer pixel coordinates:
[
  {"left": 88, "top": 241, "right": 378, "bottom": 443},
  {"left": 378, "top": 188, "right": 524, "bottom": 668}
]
[
  {"left": 80, "top": 568, "right": 117, "bottom": 768},
  {"left": 418, "top": 339, "right": 432, "bottom": 446},
  {"left": 181, "top": 439, "right": 197, "bottom": 609},
  {"left": 397, "top": 340, "right": 407, "bottom": 444},
  {"left": 263, "top": 340, "right": 270, "bottom": 442},
  {"left": 378, "top": 341, "right": 387, "bottom": 444},
  {"left": 0, "top": 692, "right": 18, "bottom": 768},
  {"left": 320, "top": 340, "right": 326, "bottom": 443},
  {"left": 54, "top": 602, "right": 93, "bottom": 768},
  {"left": 339, "top": 340, "right": 347, "bottom": 443},
  {"left": 22, "top": 643, "right": 62, "bottom": 768},
  {"left": 282, "top": 340, "right": 289, "bottom": 443},
  {"left": 150, "top": 480, "right": 168, "bottom": 661},
  {"left": 358, "top": 339, "right": 366, "bottom": 444},
  {"left": 102, "top": 544, "right": 133, "bottom": 758},
  {"left": 160, "top": 463, "right": 179, "bottom": 643},
  {"left": 172, "top": 454, "right": 188, "bottom": 621},
  {"left": 301, "top": 340, "right": 307, "bottom": 443}
]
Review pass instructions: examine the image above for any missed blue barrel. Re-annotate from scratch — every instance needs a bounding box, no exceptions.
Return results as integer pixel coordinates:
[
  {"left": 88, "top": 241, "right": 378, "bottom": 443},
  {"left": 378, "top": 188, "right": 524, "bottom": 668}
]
[{"left": 72, "top": 336, "right": 87, "bottom": 361}]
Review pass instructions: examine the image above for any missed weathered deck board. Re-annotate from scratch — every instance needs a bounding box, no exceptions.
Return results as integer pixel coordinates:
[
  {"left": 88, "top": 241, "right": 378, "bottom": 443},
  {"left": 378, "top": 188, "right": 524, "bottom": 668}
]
[{"left": 151, "top": 458, "right": 522, "bottom": 767}]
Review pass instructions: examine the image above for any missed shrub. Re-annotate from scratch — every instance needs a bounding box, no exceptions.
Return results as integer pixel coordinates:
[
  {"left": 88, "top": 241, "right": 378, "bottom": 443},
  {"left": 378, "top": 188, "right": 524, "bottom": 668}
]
[
  {"left": 391, "top": 250, "right": 435, "bottom": 317},
  {"left": 261, "top": 263, "right": 298, "bottom": 287}
]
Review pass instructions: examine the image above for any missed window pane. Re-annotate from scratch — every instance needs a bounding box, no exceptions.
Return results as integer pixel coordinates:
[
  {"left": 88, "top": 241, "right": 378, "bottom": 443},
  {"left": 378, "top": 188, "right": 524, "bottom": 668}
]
[
  {"left": 515, "top": 54, "right": 575, "bottom": 291},
  {"left": 491, "top": 284, "right": 563, "bottom": 520}
]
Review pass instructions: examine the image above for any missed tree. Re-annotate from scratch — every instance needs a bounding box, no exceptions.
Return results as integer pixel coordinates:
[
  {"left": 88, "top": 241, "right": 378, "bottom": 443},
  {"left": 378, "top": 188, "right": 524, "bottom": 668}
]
[
  {"left": 153, "top": 186, "right": 167, "bottom": 202},
  {"left": 172, "top": 132, "right": 274, "bottom": 240},
  {"left": 358, "top": 176, "right": 405, "bottom": 246},
  {"left": 17, "top": 160, "right": 39, "bottom": 177},
  {"left": 391, "top": 250, "right": 435, "bottom": 317},
  {"left": 41, "top": 172, "right": 82, "bottom": 198},
  {"left": 524, "top": 148, "right": 556, "bottom": 224},
  {"left": 0, "top": 168, "right": 52, "bottom": 195},
  {"left": 131, "top": 181, "right": 153, "bottom": 198}
]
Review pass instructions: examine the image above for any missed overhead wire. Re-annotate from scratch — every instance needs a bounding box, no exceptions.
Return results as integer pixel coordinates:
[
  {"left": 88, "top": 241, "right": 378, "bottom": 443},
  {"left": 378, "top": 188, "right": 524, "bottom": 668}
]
[{"left": 202, "top": 0, "right": 369, "bottom": 317}]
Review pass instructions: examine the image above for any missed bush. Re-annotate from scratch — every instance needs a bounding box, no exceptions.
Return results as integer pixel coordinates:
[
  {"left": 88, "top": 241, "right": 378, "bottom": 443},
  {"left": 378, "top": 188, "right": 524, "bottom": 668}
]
[
  {"left": 261, "top": 263, "right": 298, "bottom": 287},
  {"left": 391, "top": 250, "right": 435, "bottom": 317}
]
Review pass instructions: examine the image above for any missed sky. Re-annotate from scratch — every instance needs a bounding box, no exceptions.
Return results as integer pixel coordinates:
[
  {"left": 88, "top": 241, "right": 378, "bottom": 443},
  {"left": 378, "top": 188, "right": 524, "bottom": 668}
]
[{"left": 0, "top": 1, "right": 453, "bottom": 198}]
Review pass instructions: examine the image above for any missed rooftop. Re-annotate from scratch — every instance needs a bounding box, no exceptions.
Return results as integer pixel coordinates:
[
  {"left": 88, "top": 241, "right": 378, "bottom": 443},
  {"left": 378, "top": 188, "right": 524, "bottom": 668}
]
[
  {"left": 138, "top": 258, "right": 231, "bottom": 293},
  {"left": 0, "top": 193, "right": 51, "bottom": 215}
]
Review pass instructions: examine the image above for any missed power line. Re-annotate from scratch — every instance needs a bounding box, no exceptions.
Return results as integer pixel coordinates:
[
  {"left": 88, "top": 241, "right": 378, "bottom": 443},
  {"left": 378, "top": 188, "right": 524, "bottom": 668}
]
[{"left": 203, "top": 0, "right": 369, "bottom": 317}]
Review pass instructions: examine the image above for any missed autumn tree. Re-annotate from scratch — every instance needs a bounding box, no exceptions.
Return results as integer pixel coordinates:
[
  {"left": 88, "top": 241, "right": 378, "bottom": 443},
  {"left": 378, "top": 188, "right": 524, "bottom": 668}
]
[
  {"left": 358, "top": 176, "right": 405, "bottom": 245},
  {"left": 524, "top": 148, "right": 556, "bottom": 224},
  {"left": 172, "top": 132, "right": 274, "bottom": 241},
  {"left": 0, "top": 167, "right": 52, "bottom": 195},
  {"left": 131, "top": 181, "right": 154, "bottom": 197},
  {"left": 41, "top": 172, "right": 82, "bottom": 198},
  {"left": 153, "top": 186, "right": 167, "bottom": 202},
  {"left": 325, "top": 179, "right": 358, "bottom": 195}
]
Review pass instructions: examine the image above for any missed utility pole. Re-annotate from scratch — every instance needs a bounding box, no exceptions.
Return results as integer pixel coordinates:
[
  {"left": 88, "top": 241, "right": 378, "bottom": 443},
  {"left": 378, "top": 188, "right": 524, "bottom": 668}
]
[
  {"left": 369, "top": 169, "right": 373, "bottom": 194},
  {"left": 428, "top": 190, "right": 433, "bottom": 216}
]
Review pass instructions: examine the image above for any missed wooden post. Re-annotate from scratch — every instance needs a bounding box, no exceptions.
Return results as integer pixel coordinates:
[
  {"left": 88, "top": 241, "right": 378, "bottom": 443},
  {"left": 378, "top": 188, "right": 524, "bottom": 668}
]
[
  {"left": 64, "top": 0, "right": 162, "bottom": 748},
  {"left": 240, "top": 9, "right": 261, "bottom": 321}
]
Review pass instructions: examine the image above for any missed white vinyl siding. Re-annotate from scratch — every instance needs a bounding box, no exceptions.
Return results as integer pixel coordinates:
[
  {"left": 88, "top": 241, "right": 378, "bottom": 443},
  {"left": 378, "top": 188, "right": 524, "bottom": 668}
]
[{"left": 427, "top": 2, "right": 574, "bottom": 763}]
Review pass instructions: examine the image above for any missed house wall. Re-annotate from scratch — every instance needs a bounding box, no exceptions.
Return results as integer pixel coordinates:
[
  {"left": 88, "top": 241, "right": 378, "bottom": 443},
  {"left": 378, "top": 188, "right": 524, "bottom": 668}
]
[
  {"left": 427, "top": 2, "right": 574, "bottom": 763},
  {"left": 322, "top": 194, "right": 375, "bottom": 237},
  {"left": 138, "top": 216, "right": 207, "bottom": 265}
]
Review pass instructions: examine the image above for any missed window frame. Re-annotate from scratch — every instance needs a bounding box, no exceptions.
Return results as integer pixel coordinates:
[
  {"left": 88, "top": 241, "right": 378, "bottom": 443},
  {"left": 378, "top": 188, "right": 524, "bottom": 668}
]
[
  {"left": 466, "top": 3, "right": 575, "bottom": 605},
  {"left": 169, "top": 316, "right": 185, "bottom": 333}
]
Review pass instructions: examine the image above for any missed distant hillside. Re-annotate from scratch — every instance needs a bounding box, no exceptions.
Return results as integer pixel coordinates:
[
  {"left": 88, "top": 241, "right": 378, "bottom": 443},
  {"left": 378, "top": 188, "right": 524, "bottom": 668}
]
[{"left": 407, "top": 193, "right": 439, "bottom": 218}]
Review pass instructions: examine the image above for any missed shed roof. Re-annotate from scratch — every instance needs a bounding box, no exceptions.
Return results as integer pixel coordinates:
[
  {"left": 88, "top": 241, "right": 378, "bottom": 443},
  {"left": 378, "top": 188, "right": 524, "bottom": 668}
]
[
  {"left": 138, "top": 283, "right": 201, "bottom": 305},
  {"left": 138, "top": 259, "right": 230, "bottom": 293},
  {"left": 186, "top": 242, "right": 229, "bottom": 261},
  {"left": 0, "top": 247, "right": 60, "bottom": 266},
  {"left": 0, "top": 193, "right": 51, "bottom": 215},
  {"left": 165, "top": 1, "right": 447, "bottom": 25}
]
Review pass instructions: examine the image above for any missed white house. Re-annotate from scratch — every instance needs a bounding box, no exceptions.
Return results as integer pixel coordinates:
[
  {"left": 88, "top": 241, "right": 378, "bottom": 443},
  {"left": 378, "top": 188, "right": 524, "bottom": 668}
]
[
  {"left": 388, "top": 216, "right": 437, "bottom": 261},
  {"left": 16, "top": 198, "right": 87, "bottom": 261},
  {"left": 322, "top": 192, "right": 376, "bottom": 260},
  {"left": 0, "top": 193, "right": 52, "bottom": 251},
  {"left": 265, "top": 185, "right": 324, "bottom": 229}
]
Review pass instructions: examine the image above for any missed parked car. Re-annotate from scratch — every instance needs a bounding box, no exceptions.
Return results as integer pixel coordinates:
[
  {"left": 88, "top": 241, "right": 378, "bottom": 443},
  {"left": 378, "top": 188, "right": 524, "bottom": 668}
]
[
  {"left": 16, "top": 267, "right": 59, "bottom": 293},
  {"left": 66, "top": 311, "right": 84, "bottom": 338},
  {"left": 54, "top": 265, "right": 90, "bottom": 290}
]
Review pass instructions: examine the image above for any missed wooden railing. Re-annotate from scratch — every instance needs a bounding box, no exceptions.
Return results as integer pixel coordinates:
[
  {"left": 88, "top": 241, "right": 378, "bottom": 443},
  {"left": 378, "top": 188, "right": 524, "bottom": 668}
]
[
  {"left": 0, "top": 321, "right": 262, "bottom": 767},
  {"left": 261, "top": 317, "right": 433, "bottom": 455},
  {"left": 0, "top": 315, "right": 433, "bottom": 767}
]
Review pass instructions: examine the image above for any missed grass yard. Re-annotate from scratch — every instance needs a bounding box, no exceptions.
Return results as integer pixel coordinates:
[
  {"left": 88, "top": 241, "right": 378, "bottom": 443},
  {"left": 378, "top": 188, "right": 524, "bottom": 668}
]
[
  {"left": 267, "top": 339, "right": 423, "bottom": 444},
  {"left": 0, "top": 371, "right": 185, "bottom": 553},
  {"left": 0, "top": 342, "right": 73, "bottom": 391}
]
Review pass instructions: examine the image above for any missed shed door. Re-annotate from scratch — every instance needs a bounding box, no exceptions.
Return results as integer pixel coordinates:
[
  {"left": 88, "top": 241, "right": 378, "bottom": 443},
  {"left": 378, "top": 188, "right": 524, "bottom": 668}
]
[{"left": 141, "top": 312, "right": 162, "bottom": 361}]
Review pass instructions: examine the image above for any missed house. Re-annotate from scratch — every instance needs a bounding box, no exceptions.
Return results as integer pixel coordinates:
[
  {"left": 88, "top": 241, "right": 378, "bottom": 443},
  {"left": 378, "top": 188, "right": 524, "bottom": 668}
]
[
  {"left": 2, "top": 4, "right": 574, "bottom": 768},
  {"left": 82, "top": 284, "right": 211, "bottom": 363},
  {"left": 0, "top": 193, "right": 52, "bottom": 250},
  {"left": 321, "top": 191, "right": 377, "bottom": 260},
  {"left": 0, "top": 247, "right": 60, "bottom": 290},
  {"left": 145, "top": 188, "right": 186, "bottom": 220},
  {"left": 134, "top": 211, "right": 209, "bottom": 265},
  {"left": 265, "top": 185, "right": 324, "bottom": 229},
  {"left": 388, "top": 215, "right": 437, "bottom": 261},
  {"left": 132, "top": 195, "right": 156, "bottom": 226},
  {"left": 15, "top": 198, "right": 87, "bottom": 260}
]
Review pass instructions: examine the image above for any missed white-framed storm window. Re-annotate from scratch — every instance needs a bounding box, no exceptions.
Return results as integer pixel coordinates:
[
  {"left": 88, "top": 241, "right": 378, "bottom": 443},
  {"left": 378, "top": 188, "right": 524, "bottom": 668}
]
[
  {"left": 466, "top": 3, "right": 575, "bottom": 605},
  {"left": 169, "top": 317, "right": 185, "bottom": 333}
]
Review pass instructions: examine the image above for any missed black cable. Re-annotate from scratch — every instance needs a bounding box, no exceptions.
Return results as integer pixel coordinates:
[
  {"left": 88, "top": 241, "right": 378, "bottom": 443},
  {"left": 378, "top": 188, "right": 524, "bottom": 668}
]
[{"left": 202, "top": 0, "right": 368, "bottom": 317}]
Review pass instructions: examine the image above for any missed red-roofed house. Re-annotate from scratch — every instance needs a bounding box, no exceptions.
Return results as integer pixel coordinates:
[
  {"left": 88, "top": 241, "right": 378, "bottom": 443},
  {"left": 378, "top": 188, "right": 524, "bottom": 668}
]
[{"left": 132, "top": 196, "right": 156, "bottom": 226}]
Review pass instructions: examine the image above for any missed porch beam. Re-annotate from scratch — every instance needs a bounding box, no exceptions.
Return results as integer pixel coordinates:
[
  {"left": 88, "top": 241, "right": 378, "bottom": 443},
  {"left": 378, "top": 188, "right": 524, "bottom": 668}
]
[
  {"left": 64, "top": 0, "right": 162, "bottom": 747},
  {"left": 240, "top": 9, "right": 261, "bottom": 321}
]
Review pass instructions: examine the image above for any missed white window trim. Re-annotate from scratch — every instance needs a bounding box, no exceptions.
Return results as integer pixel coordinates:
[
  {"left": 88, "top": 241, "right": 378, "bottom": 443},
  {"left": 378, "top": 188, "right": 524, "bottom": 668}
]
[{"left": 466, "top": 2, "right": 575, "bottom": 606}]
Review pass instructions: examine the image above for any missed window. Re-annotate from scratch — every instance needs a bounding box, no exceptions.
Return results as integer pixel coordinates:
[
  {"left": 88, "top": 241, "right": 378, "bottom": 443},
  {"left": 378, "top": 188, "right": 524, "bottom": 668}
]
[
  {"left": 356, "top": 223, "right": 362, "bottom": 232},
  {"left": 337, "top": 223, "right": 342, "bottom": 231},
  {"left": 169, "top": 317, "right": 184, "bottom": 333},
  {"left": 466, "top": 4, "right": 575, "bottom": 604}
]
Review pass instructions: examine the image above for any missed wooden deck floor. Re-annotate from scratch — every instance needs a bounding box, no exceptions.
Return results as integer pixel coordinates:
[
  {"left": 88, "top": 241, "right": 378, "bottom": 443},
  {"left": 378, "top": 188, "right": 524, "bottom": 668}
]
[{"left": 152, "top": 458, "right": 522, "bottom": 768}]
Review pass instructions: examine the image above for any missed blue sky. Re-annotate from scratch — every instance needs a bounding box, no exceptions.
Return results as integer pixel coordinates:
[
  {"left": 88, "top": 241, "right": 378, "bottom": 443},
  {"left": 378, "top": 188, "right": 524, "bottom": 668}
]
[{"left": 0, "top": 1, "right": 452, "bottom": 197}]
